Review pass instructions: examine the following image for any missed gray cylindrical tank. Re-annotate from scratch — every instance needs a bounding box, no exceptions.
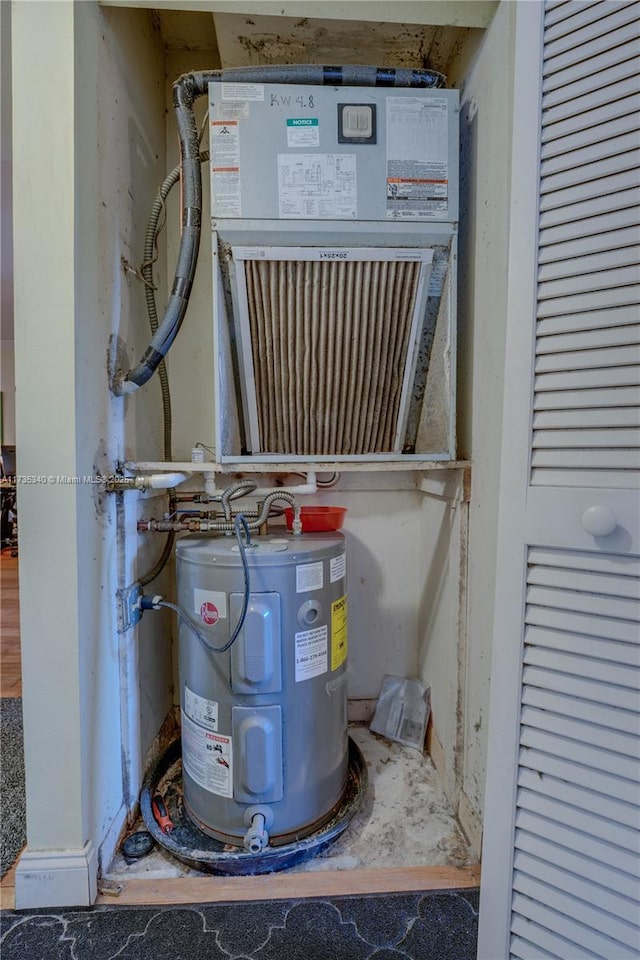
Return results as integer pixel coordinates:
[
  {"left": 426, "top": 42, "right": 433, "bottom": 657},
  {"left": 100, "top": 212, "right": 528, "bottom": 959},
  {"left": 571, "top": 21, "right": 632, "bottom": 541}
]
[{"left": 176, "top": 532, "right": 348, "bottom": 846}]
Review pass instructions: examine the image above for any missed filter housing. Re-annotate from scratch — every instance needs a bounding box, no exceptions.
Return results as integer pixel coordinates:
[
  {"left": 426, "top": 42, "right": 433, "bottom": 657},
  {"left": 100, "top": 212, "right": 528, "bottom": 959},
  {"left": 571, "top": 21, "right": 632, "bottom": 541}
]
[
  {"left": 210, "top": 80, "right": 459, "bottom": 464},
  {"left": 176, "top": 532, "right": 348, "bottom": 845}
]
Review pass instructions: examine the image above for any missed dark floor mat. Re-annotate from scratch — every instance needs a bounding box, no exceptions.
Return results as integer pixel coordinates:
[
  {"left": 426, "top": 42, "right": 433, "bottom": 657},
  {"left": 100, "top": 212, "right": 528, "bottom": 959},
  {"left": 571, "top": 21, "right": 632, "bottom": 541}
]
[{"left": 0, "top": 889, "right": 479, "bottom": 958}]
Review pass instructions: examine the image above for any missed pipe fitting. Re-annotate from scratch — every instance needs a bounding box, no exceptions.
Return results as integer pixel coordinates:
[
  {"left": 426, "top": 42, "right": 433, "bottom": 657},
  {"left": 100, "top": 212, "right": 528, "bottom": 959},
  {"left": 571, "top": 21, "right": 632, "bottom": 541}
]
[
  {"left": 107, "top": 472, "right": 191, "bottom": 492},
  {"left": 242, "top": 805, "right": 273, "bottom": 854},
  {"left": 244, "top": 813, "right": 268, "bottom": 854}
]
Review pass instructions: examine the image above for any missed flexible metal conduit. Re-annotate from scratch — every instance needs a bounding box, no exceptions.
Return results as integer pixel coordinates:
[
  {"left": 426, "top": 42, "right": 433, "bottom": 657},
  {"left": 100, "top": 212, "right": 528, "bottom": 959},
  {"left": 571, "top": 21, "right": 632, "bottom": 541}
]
[{"left": 111, "top": 64, "right": 444, "bottom": 396}]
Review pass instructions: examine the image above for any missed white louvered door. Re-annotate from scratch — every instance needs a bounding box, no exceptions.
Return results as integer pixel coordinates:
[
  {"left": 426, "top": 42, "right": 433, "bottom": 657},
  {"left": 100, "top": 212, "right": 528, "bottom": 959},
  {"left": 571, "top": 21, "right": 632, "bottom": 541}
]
[{"left": 478, "top": 3, "right": 640, "bottom": 958}]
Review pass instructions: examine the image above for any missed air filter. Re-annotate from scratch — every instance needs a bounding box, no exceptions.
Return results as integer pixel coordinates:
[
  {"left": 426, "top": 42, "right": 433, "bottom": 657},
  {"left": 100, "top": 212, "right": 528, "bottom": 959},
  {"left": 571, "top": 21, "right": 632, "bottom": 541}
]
[{"left": 231, "top": 246, "right": 433, "bottom": 456}]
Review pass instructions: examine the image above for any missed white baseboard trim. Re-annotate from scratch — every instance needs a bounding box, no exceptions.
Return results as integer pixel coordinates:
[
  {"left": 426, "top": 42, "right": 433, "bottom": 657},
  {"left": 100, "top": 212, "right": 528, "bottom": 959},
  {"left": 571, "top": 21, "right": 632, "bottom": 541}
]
[{"left": 15, "top": 840, "right": 98, "bottom": 909}]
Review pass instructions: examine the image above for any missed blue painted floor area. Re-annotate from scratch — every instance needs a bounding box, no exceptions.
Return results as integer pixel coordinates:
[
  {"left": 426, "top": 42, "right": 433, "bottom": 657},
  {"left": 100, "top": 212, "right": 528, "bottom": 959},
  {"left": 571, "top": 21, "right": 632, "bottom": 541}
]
[{"left": 0, "top": 889, "right": 479, "bottom": 959}]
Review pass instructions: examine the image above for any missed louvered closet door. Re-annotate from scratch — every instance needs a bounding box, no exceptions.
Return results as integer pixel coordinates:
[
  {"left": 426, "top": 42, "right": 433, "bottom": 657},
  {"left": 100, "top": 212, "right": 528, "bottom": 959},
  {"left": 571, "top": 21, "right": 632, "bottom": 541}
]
[{"left": 479, "top": 3, "right": 640, "bottom": 959}]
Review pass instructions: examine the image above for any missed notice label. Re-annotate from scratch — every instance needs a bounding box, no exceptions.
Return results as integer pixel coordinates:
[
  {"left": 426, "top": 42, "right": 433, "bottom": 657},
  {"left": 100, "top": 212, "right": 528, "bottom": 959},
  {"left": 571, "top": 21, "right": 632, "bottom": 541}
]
[
  {"left": 296, "top": 561, "right": 324, "bottom": 593},
  {"left": 194, "top": 588, "right": 227, "bottom": 623},
  {"left": 277, "top": 153, "right": 357, "bottom": 219},
  {"left": 330, "top": 552, "right": 346, "bottom": 584},
  {"left": 181, "top": 713, "right": 233, "bottom": 798},
  {"left": 295, "top": 625, "right": 328, "bottom": 682},
  {"left": 386, "top": 98, "right": 449, "bottom": 220},
  {"left": 286, "top": 117, "right": 320, "bottom": 148},
  {"left": 184, "top": 686, "right": 218, "bottom": 731},
  {"left": 331, "top": 595, "right": 348, "bottom": 670}
]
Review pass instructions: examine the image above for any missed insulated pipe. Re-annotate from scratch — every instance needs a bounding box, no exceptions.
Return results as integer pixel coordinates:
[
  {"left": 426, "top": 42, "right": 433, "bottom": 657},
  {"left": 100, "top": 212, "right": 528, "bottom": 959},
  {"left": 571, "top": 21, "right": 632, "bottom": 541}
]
[
  {"left": 107, "top": 472, "right": 191, "bottom": 492},
  {"left": 144, "top": 472, "right": 191, "bottom": 490},
  {"left": 112, "top": 64, "right": 445, "bottom": 395}
]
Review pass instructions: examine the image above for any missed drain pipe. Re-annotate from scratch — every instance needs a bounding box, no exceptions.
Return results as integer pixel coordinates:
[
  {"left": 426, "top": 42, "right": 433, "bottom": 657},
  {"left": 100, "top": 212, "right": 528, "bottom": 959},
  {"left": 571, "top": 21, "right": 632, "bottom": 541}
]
[
  {"left": 243, "top": 806, "right": 273, "bottom": 854},
  {"left": 111, "top": 65, "right": 444, "bottom": 396},
  {"left": 107, "top": 472, "right": 191, "bottom": 492}
]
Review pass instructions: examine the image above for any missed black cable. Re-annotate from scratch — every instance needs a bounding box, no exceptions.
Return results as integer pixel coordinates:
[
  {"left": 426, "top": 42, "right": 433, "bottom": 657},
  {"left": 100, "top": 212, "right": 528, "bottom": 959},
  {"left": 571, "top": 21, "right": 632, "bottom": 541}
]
[{"left": 142, "top": 513, "right": 252, "bottom": 655}]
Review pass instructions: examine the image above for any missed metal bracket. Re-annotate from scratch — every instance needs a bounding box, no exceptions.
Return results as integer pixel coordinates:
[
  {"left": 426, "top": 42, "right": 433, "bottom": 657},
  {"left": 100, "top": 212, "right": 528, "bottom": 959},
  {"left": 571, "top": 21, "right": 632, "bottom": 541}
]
[{"left": 117, "top": 582, "right": 142, "bottom": 633}]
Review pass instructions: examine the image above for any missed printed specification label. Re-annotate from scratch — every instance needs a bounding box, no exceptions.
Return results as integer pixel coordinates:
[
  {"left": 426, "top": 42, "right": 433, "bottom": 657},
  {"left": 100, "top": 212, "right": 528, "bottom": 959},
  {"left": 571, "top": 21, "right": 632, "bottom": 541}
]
[
  {"left": 211, "top": 119, "right": 241, "bottom": 217},
  {"left": 331, "top": 595, "right": 348, "bottom": 670},
  {"left": 295, "top": 625, "right": 328, "bottom": 682},
  {"left": 221, "top": 82, "right": 264, "bottom": 101},
  {"left": 182, "top": 712, "right": 233, "bottom": 798},
  {"left": 184, "top": 686, "right": 218, "bottom": 731},
  {"left": 213, "top": 101, "right": 249, "bottom": 120},
  {"left": 296, "top": 561, "right": 324, "bottom": 593},
  {"left": 330, "top": 552, "right": 346, "bottom": 584},
  {"left": 386, "top": 97, "right": 449, "bottom": 220},
  {"left": 277, "top": 153, "right": 357, "bottom": 219}
]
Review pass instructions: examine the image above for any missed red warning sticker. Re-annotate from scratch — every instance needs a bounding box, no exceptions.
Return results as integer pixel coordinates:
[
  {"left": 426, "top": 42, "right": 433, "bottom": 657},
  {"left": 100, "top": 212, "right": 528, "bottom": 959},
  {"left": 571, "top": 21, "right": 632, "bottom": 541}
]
[{"left": 200, "top": 601, "right": 219, "bottom": 625}]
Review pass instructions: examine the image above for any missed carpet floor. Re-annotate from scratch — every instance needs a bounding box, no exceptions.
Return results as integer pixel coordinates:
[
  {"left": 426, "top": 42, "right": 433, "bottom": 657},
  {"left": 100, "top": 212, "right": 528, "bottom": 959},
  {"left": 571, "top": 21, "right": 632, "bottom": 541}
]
[
  {"left": 0, "top": 889, "right": 479, "bottom": 958},
  {"left": 0, "top": 698, "right": 26, "bottom": 878}
]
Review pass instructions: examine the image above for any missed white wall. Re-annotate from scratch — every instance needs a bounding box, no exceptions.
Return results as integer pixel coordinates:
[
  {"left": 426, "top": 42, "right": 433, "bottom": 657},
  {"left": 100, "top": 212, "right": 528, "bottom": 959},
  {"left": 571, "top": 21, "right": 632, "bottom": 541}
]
[
  {"left": 450, "top": 1, "right": 515, "bottom": 824},
  {"left": 95, "top": 2, "right": 175, "bottom": 787},
  {"left": 12, "top": 0, "right": 170, "bottom": 906},
  {"left": 0, "top": 1, "right": 14, "bottom": 447},
  {"left": 417, "top": 475, "right": 468, "bottom": 804}
]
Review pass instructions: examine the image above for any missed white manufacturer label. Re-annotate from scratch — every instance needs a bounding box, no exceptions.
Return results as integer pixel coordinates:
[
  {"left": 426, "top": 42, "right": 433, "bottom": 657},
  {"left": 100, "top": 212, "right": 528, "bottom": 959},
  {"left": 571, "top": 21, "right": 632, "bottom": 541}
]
[
  {"left": 194, "top": 588, "right": 227, "bottom": 624},
  {"left": 277, "top": 153, "right": 357, "bottom": 219},
  {"left": 212, "top": 172, "right": 242, "bottom": 217},
  {"left": 211, "top": 120, "right": 240, "bottom": 166},
  {"left": 184, "top": 686, "right": 218, "bottom": 731},
  {"left": 296, "top": 561, "right": 324, "bottom": 593},
  {"left": 213, "top": 101, "right": 250, "bottom": 120},
  {"left": 221, "top": 82, "right": 264, "bottom": 101},
  {"left": 330, "top": 553, "right": 346, "bottom": 584},
  {"left": 386, "top": 97, "right": 449, "bottom": 220},
  {"left": 295, "top": 625, "right": 328, "bottom": 682},
  {"left": 181, "top": 712, "right": 233, "bottom": 798},
  {"left": 211, "top": 119, "right": 241, "bottom": 218}
]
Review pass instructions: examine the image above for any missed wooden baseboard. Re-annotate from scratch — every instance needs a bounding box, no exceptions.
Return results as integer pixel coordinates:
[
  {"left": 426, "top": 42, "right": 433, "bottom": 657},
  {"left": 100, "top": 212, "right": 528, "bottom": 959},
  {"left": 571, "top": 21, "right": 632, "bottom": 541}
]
[
  {"left": 96, "top": 863, "right": 480, "bottom": 906},
  {"left": 0, "top": 852, "right": 21, "bottom": 911},
  {"left": 4, "top": 854, "right": 480, "bottom": 912}
]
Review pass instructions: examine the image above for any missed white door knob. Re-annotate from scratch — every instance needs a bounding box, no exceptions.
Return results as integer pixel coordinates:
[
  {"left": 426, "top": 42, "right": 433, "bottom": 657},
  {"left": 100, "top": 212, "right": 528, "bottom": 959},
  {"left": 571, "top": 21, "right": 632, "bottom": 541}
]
[{"left": 581, "top": 505, "right": 618, "bottom": 537}]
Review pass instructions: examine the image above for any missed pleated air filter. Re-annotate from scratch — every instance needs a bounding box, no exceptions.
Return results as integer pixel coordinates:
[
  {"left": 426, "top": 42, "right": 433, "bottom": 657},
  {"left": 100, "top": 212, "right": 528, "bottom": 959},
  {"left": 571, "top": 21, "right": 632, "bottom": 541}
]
[{"left": 231, "top": 247, "right": 433, "bottom": 456}]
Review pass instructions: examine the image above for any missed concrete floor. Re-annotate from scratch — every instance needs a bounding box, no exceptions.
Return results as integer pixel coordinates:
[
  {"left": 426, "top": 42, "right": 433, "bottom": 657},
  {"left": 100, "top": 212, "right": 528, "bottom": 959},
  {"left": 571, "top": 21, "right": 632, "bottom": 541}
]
[{"left": 104, "top": 725, "right": 474, "bottom": 881}]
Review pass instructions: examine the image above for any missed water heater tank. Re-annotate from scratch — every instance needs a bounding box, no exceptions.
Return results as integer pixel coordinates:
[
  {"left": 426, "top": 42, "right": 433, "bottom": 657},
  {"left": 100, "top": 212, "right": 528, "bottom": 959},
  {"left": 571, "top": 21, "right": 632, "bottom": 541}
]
[{"left": 176, "top": 532, "right": 348, "bottom": 847}]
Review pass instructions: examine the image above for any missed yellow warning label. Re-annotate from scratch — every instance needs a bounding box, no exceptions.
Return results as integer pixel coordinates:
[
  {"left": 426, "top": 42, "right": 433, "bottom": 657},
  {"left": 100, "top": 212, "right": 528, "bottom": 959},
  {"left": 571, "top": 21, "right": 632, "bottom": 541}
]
[{"left": 331, "top": 595, "right": 348, "bottom": 670}]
